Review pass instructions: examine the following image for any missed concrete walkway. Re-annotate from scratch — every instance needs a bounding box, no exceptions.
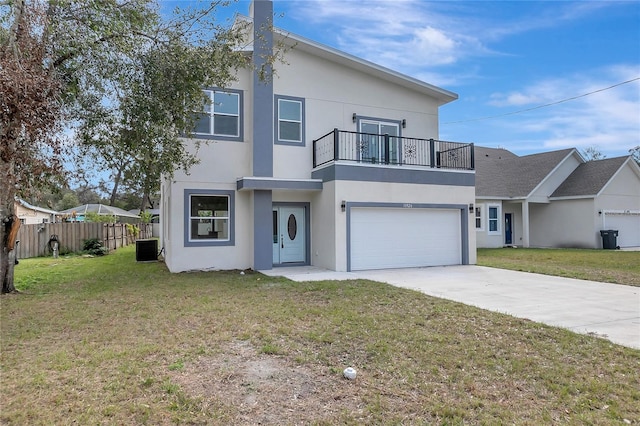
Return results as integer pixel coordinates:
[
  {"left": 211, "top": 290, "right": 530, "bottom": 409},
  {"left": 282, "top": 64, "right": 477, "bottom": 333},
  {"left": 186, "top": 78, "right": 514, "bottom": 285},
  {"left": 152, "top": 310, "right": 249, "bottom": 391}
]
[{"left": 260, "top": 265, "right": 640, "bottom": 350}]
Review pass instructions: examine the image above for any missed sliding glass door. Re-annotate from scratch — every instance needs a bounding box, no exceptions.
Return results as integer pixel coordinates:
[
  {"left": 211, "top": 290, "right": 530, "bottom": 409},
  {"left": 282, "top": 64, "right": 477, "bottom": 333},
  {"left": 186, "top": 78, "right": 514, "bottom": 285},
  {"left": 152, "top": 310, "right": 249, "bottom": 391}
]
[{"left": 359, "top": 120, "right": 400, "bottom": 164}]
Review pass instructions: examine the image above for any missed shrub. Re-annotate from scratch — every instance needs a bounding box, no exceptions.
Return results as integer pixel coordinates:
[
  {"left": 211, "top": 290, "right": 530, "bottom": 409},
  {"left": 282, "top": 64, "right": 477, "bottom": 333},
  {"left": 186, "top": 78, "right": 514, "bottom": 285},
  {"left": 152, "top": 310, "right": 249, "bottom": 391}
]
[
  {"left": 84, "top": 212, "right": 116, "bottom": 223},
  {"left": 126, "top": 223, "right": 140, "bottom": 238},
  {"left": 82, "top": 238, "right": 108, "bottom": 256},
  {"left": 139, "top": 211, "right": 153, "bottom": 224}
]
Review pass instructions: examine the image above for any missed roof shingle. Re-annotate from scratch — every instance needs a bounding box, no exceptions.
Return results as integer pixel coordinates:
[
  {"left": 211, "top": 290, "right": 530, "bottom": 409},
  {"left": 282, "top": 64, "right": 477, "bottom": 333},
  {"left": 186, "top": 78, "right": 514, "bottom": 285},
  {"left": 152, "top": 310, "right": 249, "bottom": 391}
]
[
  {"left": 475, "top": 146, "right": 574, "bottom": 198},
  {"left": 551, "top": 156, "right": 628, "bottom": 197}
]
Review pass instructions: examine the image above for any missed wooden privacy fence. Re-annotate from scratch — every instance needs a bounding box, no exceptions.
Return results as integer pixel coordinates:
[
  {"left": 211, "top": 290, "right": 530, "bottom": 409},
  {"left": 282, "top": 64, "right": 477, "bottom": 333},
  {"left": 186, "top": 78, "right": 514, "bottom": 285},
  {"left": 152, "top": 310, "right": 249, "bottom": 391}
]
[{"left": 15, "top": 223, "right": 153, "bottom": 259}]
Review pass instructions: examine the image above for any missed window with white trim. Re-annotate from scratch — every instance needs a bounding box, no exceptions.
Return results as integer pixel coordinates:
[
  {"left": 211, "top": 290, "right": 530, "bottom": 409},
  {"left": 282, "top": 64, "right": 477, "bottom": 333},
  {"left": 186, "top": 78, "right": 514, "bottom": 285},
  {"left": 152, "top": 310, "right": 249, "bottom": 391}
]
[
  {"left": 189, "top": 194, "right": 229, "bottom": 241},
  {"left": 475, "top": 204, "right": 484, "bottom": 230},
  {"left": 488, "top": 204, "right": 501, "bottom": 235},
  {"left": 193, "top": 89, "right": 242, "bottom": 141},
  {"left": 275, "top": 95, "right": 305, "bottom": 145}
]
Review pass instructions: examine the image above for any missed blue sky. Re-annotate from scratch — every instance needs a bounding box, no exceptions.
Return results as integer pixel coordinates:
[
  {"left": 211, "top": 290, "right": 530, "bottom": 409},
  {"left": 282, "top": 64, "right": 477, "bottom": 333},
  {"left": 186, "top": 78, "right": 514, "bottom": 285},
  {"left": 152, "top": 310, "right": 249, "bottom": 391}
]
[{"left": 182, "top": 0, "right": 640, "bottom": 158}]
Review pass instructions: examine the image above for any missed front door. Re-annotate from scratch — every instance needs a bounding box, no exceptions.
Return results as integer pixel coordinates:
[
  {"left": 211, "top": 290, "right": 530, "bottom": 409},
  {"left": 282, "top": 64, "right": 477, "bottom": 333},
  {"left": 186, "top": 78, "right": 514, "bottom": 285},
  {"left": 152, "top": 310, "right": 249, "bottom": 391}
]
[
  {"left": 360, "top": 120, "right": 400, "bottom": 164},
  {"left": 273, "top": 206, "right": 305, "bottom": 264},
  {"left": 505, "top": 213, "right": 513, "bottom": 245}
]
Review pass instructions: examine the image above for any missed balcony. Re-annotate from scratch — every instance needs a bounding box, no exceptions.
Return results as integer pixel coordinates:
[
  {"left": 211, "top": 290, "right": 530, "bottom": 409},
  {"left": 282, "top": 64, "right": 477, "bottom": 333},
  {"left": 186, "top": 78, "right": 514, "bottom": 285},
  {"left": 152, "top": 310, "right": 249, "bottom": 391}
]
[{"left": 313, "top": 129, "right": 474, "bottom": 171}]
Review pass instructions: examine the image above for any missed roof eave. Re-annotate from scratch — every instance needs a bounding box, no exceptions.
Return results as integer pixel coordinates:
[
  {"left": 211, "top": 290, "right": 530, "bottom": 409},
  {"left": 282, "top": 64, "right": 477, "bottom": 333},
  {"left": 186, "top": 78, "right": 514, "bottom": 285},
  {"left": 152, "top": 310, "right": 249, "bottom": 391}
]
[
  {"left": 235, "top": 14, "right": 458, "bottom": 105},
  {"left": 282, "top": 32, "right": 458, "bottom": 104},
  {"left": 475, "top": 196, "right": 528, "bottom": 201},
  {"left": 549, "top": 195, "right": 597, "bottom": 201}
]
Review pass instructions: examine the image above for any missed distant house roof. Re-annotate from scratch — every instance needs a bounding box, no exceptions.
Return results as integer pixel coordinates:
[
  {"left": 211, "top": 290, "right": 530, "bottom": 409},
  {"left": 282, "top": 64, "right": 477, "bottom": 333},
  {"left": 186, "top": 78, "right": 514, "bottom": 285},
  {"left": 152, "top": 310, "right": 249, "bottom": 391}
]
[
  {"left": 550, "top": 156, "right": 629, "bottom": 198},
  {"left": 474, "top": 146, "right": 575, "bottom": 198},
  {"left": 59, "top": 204, "right": 140, "bottom": 218},
  {"left": 16, "top": 198, "right": 60, "bottom": 215},
  {"left": 128, "top": 208, "right": 160, "bottom": 216}
]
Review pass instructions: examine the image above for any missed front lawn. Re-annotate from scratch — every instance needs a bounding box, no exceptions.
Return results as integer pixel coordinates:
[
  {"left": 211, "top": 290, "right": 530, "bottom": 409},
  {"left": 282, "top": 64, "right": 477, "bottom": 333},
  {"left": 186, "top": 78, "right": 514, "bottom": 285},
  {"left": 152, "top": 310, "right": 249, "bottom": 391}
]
[
  {"left": 2, "top": 247, "right": 639, "bottom": 424},
  {"left": 478, "top": 247, "right": 640, "bottom": 286}
]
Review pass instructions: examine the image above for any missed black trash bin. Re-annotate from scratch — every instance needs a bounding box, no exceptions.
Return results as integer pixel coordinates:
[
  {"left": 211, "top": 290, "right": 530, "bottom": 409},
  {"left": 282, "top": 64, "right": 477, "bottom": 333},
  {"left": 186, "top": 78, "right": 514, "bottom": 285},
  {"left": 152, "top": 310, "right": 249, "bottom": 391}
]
[
  {"left": 600, "top": 230, "right": 619, "bottom": 250},
  {"left": 136, "top": 239, "right": 158, "bottom": 261}
]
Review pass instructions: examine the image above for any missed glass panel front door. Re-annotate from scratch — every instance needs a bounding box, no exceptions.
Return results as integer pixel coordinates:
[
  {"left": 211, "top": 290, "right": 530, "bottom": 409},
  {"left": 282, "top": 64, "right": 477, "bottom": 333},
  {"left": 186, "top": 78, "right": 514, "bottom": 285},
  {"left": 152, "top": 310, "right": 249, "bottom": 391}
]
[{"left": 273, "top": 206, "right": 305, "bottom": 264}]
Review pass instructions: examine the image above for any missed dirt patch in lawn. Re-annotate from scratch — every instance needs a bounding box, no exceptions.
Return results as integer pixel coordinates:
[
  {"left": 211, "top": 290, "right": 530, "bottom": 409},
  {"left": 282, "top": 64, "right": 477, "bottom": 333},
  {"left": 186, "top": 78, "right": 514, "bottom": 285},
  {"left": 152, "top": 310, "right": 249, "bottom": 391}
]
[{"left": 171, "top": 340, "right": 366, "bottom": 424}]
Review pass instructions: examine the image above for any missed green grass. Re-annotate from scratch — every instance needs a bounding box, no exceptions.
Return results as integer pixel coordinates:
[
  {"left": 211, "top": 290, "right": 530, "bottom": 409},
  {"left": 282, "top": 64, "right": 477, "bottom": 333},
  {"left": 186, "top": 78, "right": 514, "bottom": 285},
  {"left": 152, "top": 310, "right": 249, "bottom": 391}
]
[
  {"left": 2, "top": 247, "right": 639, "bottom": 424},
  {"left": 478, "top": 248, "right": 640, "bottom": 286}
]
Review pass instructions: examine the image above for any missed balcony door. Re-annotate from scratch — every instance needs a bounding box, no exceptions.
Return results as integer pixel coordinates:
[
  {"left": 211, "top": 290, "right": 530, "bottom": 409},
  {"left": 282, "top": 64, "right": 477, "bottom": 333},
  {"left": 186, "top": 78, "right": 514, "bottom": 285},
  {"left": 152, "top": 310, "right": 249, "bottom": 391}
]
[{"left": 359, "top": 120, "right": 400, "bottom": 164}]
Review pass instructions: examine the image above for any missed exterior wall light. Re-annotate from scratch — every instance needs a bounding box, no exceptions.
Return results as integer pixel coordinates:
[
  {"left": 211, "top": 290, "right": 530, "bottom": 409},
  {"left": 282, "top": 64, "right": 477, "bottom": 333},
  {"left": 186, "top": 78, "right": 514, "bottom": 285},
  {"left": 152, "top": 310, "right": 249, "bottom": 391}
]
[
  {"left": 402, "top": 119, "right": 406, "bottom": 128},
  {"left": 469, "top": 203, "right": 474, "bottom": 212},
  {"left": 341, "top": 201, "right": 346, "bottom": 212},
  {"left": 352, "top": 113, "right": 357, "bottom": 123}
]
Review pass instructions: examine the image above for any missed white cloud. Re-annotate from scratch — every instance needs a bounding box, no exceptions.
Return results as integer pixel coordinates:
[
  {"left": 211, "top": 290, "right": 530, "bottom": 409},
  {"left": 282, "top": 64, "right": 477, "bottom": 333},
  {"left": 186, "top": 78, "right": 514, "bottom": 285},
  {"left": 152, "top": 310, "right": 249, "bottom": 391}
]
[
  {"left": 283, "top": 1, "right": 639, "bottom": 157},
  {"left": 289, "top": 0, "right": 491, "bottom": 79},
  {"left": 412, "top": 27, "right": 458, "bottom": 65},
  {"left": 287, "top": 0, "right": 621, "bottom": 85},
  {"left": 486, "top": 67, "right": 640, "bottom": 156}
]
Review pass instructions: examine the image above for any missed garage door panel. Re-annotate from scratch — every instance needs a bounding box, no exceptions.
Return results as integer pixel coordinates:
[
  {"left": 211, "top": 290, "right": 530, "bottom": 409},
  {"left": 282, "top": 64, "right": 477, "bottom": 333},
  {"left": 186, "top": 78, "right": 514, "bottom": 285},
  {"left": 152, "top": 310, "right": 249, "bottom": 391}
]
[
  {"left": 350, "top": 208, "right": 461, "bottom": 271},
  {"left": 605, "top": 214, "right": 640, "bottom": 247}
]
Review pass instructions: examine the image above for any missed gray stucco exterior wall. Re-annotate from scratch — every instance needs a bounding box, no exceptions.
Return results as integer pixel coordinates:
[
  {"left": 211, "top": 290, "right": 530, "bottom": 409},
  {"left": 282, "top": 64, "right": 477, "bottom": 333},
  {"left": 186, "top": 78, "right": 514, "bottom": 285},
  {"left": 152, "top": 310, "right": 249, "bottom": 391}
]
[
  {"left": 252, "top": 1, "right": 275, "bottom": 270},
  {"left": 312, "top": 164, "right": 475, "bottom": 186},
  {"left": 253, "top": 190, "right": 273, "bottom": 270},
  {"left": 252, "top": 0, "right": 274, "bottom": 178}
]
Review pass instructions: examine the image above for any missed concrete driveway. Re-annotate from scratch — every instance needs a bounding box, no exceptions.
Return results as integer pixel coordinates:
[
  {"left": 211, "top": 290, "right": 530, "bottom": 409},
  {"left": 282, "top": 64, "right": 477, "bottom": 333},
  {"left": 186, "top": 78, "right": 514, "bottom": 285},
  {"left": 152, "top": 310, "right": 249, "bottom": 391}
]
[{"left": 260, "top": 265, "right": 640, "bottom": 350}]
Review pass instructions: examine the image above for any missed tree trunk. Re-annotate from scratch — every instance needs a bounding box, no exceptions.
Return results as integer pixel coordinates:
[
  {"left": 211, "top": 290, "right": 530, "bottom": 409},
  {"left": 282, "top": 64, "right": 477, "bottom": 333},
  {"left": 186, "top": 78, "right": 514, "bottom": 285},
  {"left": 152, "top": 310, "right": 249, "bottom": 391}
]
[
  {"left": 109, "top": 165, "right": 124, "bottom": 206},
  {"left": 0, "top": 142, "right": 18, "bottom": 294},
  {"left": 1, "top": 217, "right": 19, "bottom": 294},
  {"left": 139, "top": 188, "right": 150, "bottom": 213},
  {"left": 1, "top": 0, "right": 25, "bottom": 294}
]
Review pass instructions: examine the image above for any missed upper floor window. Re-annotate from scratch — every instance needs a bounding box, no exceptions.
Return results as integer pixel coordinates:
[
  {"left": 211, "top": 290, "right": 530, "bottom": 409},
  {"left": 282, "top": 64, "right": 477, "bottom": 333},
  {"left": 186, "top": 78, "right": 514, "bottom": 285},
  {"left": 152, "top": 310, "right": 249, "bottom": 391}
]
[
  {"left": 275, "top": 95, "right": 305, "bottom": 145},
  {"left": 193, "top": 89, "right": 243, "bottom": 141}
]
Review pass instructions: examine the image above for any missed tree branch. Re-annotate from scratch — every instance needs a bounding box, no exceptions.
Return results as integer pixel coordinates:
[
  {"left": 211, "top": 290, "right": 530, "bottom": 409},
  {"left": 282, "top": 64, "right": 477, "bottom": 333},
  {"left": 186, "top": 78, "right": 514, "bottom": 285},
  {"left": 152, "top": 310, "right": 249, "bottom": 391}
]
[{"left": 51, "top": 30, "right": 161, "bottom": 70}]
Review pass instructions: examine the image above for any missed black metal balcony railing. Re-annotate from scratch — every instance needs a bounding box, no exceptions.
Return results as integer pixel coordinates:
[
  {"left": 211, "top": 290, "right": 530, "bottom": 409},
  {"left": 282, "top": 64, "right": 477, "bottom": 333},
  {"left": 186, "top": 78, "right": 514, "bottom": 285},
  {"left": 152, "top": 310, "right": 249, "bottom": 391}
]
[{"left": 313, "top": 129, "right": 474, "bottom": 170}]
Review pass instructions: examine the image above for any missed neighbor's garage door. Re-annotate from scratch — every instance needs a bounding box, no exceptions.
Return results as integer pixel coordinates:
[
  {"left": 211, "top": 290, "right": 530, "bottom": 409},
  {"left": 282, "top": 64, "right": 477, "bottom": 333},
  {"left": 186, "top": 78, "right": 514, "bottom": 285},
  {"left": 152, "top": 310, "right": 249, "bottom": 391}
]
[
  {"left": 350, "top": 207, "right": 461, "bottom": 271},
  {"left": 604, "top": 213, "right": 640, "bottom": 247}
]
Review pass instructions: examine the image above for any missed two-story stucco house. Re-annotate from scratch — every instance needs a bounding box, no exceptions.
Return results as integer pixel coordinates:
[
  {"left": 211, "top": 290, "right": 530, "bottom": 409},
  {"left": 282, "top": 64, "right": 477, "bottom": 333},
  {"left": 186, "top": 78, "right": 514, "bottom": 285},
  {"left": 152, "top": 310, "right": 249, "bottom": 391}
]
[{"left": 160, "top": 0, "right": 476, "bottom": 273}]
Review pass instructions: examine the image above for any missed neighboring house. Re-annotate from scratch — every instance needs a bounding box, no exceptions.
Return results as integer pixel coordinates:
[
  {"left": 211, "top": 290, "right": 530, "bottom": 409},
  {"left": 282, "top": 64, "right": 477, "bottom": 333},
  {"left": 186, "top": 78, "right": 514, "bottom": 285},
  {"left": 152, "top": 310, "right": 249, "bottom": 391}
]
[
  {"left": 128, "top": 209, "right": 160, "bottom": 223},
  {"left": 15, "top": 199, "right": 60, "bottom": 224},
  {"left": 475, "top": 146, "right": 640, "bottom": 249},
  {"left": 160, "top": 0, "right": 476, "bottom": 273},
  {"left": 59, "top": 204, "right": 141, "bottom": 224}
]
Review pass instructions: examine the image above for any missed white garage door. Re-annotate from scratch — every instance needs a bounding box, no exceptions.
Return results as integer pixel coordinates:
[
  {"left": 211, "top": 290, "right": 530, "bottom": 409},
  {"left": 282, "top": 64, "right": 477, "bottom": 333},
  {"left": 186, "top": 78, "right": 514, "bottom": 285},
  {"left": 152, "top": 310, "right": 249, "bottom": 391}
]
[
  {"left": 350, "top": 207, "right": 461, "bottom": 271},
  {"left": 604, "top": 213, "right": 640, "bottom": 247}
]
